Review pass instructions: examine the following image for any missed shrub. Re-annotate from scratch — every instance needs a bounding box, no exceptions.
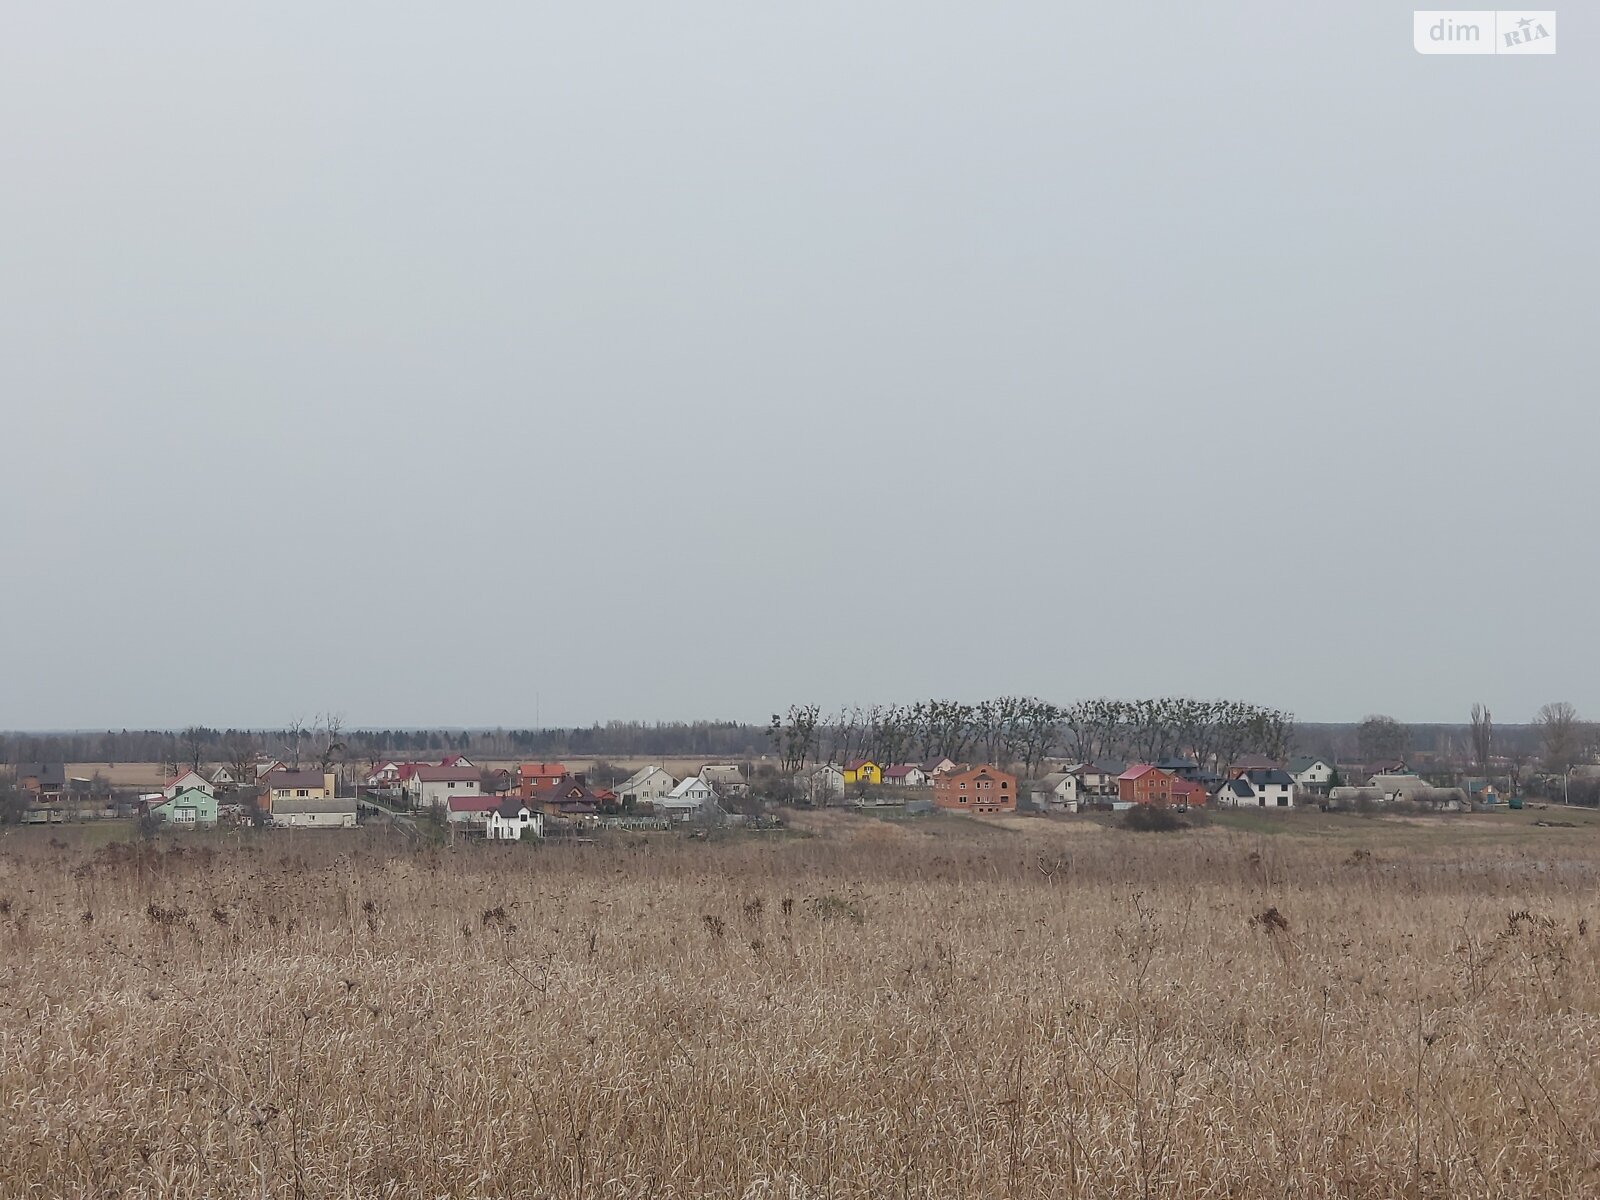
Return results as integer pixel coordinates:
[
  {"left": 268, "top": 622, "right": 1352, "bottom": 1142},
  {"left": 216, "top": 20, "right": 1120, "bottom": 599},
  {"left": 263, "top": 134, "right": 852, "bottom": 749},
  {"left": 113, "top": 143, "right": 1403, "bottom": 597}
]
[{"left": 1121, "top": 805, "right": 1186, "bottom": 833}]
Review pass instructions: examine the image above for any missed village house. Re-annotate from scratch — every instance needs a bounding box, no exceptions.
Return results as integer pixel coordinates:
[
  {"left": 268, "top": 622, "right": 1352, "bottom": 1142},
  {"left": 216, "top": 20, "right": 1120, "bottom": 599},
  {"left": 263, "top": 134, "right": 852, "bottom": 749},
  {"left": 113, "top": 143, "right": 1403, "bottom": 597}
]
[
  {"left": 263, "top": 770, "right": 336, "bottom": 814},
  {"left": 412, "top": 765, "right": 480, "bottom": 813},
  {"left": 518, "top": 762, "right": 567, "bottom": 799},
  {"left": 271, "top": 797, "right": 358, "bottom": 828},
  {"left": 1219, "top": 768, "right": 1297, "bottom": 807},
  {"left": 487, "top": 801, "right": 542, "bottom": 841},
  {"left": 253, "top": 759, "right": 287, "bottom": 780},
  {"left": 1073, "top": 761, "right": 1125, "bottom": 799},
  {"left": 1032, "top": 771, "right": 1081, "bottom": 810},
  {"left": 163, "top": 769, "right": 214, "bottom": 801},
  {"left": 1170, "top": 778, "right": 1207, "bottom": 809},
  {"left": 1119, "top": 764, "right": 1176, "bottom": 807},
  {"left": 616, "top": 765, "right": 677, "bottom": 808},
  {"left": 482, "top": 768, "right": 516, "bottom": 797},
  {"left": 1287, "top": 756, "right": 1335, "bottom": 794},
  {"left": 208, "top": 765, "right": 236, "bottom": 788},
  {"left": 882, "top": 764, "right": 928, "bottom": 787},
  {"left": 539, "top": 776, "right": 611, "bottom": 818},
  {"left": 921, "top": 756, "right": 958, "bottom": 778},
  {"left": 151, "top": 785, "right": 219, "bottom": 827},
  {"left": 797, "top": 763, "right": 845, "bottom": 802},
  {"left": 659, "top": 775, "right": 717, "bottom": 821},
  {"left": 842, "top": 760, "right": 882, "bottom": 787},
  {"left": 699, "top": 764, "right": 747, "bottom": 795},
  {"left": 13, "top": 763, "right": 66, "bottom": 802},
  {"left": 933, "top": 764, "right": 1017, "bottom": 815}
]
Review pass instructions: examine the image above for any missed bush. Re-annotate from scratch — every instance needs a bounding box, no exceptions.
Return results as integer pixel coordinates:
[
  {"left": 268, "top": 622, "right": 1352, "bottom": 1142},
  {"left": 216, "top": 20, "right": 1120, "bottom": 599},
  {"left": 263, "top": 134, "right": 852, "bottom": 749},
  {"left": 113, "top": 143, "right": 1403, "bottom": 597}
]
[{"left": 1121, "top": 805, "right": 1186, "bottom": 833}]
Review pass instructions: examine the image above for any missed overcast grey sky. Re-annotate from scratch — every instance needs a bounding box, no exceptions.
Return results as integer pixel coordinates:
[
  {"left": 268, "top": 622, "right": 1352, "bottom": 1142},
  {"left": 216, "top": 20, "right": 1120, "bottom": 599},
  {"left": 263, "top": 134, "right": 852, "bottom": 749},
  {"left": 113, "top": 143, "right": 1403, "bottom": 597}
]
[{"left": 3, "top": 4, "right": 1595, "bottom": 730}]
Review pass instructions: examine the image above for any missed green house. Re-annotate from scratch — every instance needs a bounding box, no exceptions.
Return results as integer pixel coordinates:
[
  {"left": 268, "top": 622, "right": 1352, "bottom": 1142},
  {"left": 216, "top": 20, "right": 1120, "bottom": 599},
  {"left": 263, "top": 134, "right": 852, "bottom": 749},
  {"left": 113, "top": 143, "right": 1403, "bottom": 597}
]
[{"left": 161, "top": 785, "right": 218, "bottom": 827}]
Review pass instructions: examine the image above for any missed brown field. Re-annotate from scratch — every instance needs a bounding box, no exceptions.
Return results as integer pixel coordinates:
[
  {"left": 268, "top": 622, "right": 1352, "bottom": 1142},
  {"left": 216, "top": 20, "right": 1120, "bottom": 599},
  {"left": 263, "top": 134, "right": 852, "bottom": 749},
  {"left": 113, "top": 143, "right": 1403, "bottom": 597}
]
[{"left": 0, "top": 810, "right": 1597, "bottom": 1198}]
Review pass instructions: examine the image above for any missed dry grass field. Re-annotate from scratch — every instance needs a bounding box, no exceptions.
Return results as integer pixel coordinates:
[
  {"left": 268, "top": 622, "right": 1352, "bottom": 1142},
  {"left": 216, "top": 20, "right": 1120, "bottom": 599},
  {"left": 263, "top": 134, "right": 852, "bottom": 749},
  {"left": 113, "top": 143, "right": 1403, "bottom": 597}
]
[{"left": 0, "top": 810, "right": 1596, "bottom": 1198}]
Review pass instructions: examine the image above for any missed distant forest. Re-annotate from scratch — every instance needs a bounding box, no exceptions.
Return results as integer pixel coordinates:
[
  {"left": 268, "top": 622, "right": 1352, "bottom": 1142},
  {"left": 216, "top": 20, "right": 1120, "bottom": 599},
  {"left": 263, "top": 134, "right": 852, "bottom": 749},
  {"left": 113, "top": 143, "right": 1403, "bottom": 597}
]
[{"left": 0, "top": 699, "right": 1568, "bottom": 777}]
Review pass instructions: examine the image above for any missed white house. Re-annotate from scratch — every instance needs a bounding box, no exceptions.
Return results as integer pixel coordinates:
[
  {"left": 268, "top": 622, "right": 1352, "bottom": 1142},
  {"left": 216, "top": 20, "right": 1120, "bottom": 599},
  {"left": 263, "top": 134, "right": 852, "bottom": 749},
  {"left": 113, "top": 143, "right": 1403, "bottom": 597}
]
[
  {"left": 882, "top": 765, "right": 929, "bottom": 787},
  {"left": 410, "top": 765, "right": 480, "bottom": 812},
  {"left": 164, "top": 770, "right": 214, "bottom": 801},
  {"left": 1031, "top": 771, "right": 1080, "bottom": 810},
  {"left": 209, "top": 765, "right": 236, "bottom": 788},
  {"left": 1288, "top": 756, "right": 1335, "bottom": 794},
  {"left": 660, "top": 776, "right": 717, "bottom": 820},
  {"left": 487, "top": 803, "right": 543, "bottom": 841},
  {"left": 798, "top": 763, "right": 845, "bottom": 801},
  {"left": 616, "top": 765, "right": 677, "bottom": 808},
  {"left": 1221, "top": 769, "right": 1297, "bottom": 808}
]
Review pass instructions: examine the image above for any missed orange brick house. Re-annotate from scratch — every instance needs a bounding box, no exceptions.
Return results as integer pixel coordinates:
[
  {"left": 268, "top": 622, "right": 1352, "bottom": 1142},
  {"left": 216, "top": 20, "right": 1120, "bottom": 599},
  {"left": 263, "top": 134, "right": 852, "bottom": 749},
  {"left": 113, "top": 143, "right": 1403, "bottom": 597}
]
[
  {"left": 518, "top": 762, "right": 567, "bottom": 800},
  {"left": 1118, "top": 764, "right": 1177, "bottom": 807},
  {"left": 932, "top": 764, "right": 1017, "bottom": 814}
]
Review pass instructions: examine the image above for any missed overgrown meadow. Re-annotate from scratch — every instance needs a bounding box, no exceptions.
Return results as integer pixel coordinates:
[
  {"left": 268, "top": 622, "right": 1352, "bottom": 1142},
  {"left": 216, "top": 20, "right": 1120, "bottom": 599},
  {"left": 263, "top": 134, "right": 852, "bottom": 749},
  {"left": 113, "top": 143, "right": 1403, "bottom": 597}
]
[{"left": 0, "top": 812, "right": 1596, "bottom": 1198}]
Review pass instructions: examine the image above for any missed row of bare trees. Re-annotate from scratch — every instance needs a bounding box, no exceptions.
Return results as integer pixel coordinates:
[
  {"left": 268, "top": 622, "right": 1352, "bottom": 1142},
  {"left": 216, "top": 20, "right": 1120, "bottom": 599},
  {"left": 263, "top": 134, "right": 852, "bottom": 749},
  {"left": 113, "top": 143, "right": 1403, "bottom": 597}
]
[{"left": 768, "top": 697, "right": 1296, "bottom": 779}]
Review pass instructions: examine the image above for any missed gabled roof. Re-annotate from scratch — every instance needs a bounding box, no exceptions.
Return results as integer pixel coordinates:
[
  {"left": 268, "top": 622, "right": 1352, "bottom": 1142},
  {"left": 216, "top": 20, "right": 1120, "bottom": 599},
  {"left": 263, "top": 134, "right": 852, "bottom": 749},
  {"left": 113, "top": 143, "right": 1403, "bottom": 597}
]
[
  {"left": 883, "top": 764, "right": 923, "bottom": 779},
  {"left": 518, "top": 762, "right": 566, "bottom": 780},
  {"left": 168, "top": 785, "right": 212, "bottom": 802},
  {"left": 1221, "top": 779, "right": 1254, "bottom": 798},
  {"left": 619, "top": 765, "right": 673, "bottom": 792},
  {"left": 447, "top": 795, "right": 500, "bottom": 814},
  {"left": 1287, "top": 756, "right": 1328, "bottom": 774},
  {"left": 667, "top": 776, "right": 713, "bottom": 799},
  {"left": 843, "top": 759, "right": 877, "bottom": 771},
  {"left": 493, "top": 799, "right": 533, "bottom": 819},
  {"left": 1118, "top": 764, "right": 1165, "bottom": 782},
  {"left": 15, "top": 763, "right": 66, "bottom": 788},
  {"left": 1154, "top": 757, "right": 1197, "bottom": 771},
  {"left": 1038, "top": 772, "right": 1074, "bottom": 789},
  {"left": 1243, "top": 768, "right": 1295, "bottom": 787}
]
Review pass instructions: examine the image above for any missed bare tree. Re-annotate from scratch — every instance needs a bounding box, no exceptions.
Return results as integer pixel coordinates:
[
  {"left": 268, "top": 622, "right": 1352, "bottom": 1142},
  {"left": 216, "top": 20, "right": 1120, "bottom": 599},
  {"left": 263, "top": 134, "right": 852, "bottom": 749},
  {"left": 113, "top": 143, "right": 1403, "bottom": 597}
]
[
  {"left": 1536, "top": 701, "right": 1583, "bottom": 772},
  {"left": 225, "top": 731, "right": 259, "bottom": 789},
  {"left": 1469, "top": 703, "right": 1493, "bottom": 771},
  {"left": 1356, "top": 714, "right": 1408, "bottom": 765},
  {"left": 181, "top": 726, "right": 206, "bottom": 772}
]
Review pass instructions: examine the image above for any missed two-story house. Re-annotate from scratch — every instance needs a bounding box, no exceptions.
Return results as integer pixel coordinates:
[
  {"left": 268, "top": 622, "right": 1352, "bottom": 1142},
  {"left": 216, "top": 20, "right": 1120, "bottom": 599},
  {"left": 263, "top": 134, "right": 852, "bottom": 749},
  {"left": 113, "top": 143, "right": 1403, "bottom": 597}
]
[{"left": 933, "top": 764, "right": 1017, "bottom": 814}]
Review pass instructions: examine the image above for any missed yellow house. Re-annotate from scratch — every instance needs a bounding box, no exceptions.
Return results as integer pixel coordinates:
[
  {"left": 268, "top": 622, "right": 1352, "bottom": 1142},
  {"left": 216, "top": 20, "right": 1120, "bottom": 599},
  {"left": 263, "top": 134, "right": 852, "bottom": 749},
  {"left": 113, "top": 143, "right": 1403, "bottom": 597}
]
[
  {"left": 263, "top": 769, "right": 336, "bottom": 814},
  {"left": 842, "top": 759, "right": 882, "bottom": 787}
]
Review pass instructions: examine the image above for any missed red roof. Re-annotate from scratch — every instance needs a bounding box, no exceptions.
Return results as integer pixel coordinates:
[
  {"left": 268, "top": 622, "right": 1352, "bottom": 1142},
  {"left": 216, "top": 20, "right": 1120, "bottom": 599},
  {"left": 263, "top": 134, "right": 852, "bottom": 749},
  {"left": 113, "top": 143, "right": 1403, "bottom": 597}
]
[
  {"left": 883, "top": 765, "right": 920, "bottom": 779},
  {"left": 1118, "top": 764, "right": 1164, "bottom": 782},
  {"left": 518, "top": 762, "right": 566, "bottom": 780},
  {"left": 446, "top": 795, "right": 499, "bottom": 813}
]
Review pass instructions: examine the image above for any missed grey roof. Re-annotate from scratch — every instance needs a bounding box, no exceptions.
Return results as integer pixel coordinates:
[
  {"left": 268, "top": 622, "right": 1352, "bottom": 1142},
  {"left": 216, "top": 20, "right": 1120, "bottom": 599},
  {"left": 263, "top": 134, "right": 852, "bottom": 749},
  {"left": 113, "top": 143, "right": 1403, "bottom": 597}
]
[
  {"left": 1287, "top": 756, "right": 1327, "bottom": 774},
  {"left": 16, "top": 763, "right": 66, "bottom": 788},
  {"left": 272, "top": 797, "right": 357, "bottom": 816},
  {"left": 1038, "top": 772, "right": 1074, "bottom": 789},
  {"left": 1243, "top": 769, "right": 1295, "bottom": 787},
  {"left": 1222, "top": 780, "right": 1254, "bottom": 797}
]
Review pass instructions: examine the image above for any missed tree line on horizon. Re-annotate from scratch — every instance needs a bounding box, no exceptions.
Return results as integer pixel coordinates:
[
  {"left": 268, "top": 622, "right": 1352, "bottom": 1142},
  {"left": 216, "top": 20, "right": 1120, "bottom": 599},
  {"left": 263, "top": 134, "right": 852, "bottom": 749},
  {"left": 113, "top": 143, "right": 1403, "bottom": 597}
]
[{"left": 0, "top": 700, "right": 1593, "bottom": 784}]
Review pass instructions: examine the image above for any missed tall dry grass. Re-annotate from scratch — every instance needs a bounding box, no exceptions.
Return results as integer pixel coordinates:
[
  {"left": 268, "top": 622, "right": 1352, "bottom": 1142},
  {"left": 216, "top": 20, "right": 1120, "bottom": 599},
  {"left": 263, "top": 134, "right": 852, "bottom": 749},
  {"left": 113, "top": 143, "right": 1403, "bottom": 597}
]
[{"left": 0, "top": 817, "right": 1595, "bottom": 1198}]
